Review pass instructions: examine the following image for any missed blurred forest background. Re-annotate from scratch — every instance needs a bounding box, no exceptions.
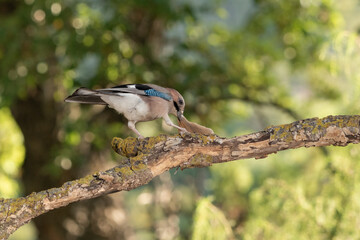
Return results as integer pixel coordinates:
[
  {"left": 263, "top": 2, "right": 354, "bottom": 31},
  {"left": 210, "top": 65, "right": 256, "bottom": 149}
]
[{"left": 1, "top": 0, "right": 360, "bottom": 239}]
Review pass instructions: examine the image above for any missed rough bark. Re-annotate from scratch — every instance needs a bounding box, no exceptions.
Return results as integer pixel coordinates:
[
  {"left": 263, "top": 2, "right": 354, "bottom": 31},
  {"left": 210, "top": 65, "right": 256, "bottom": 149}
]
[{"left": 1, "top": 115, "right": 360, "bottom": 239}]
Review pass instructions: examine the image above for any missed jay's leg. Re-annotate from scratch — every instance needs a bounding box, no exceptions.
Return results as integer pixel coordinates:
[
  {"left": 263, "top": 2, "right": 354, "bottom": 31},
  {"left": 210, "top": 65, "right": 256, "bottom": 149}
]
[
  {"left": 163, "top": 115, "right": 187, "bottom": 133},
  {"left": 128, "top": 121, "right": 144, "bottom": 139}
]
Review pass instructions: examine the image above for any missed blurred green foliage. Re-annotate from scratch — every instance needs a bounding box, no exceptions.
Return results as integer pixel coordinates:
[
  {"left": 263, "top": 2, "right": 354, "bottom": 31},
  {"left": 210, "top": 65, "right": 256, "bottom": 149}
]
[
  {"left": 0, "top": 108, "right": 24, "bottom": 198},
  {"left": 192, "top": 197, "right": 234, "bottom": 240},
  {"left": 1, "top": 0, "right": 360, "bottom": 239},
  {"left": 243, "top": 146, "right": 360, "bottom": 239}
]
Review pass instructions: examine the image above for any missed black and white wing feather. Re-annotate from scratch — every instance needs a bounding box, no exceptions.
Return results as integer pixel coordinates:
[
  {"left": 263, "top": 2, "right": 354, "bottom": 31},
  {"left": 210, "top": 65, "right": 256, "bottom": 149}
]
[
  {"left": 64, "top": 88, "right": 107, "bottom": 105},
  {"left": 65, "top": 84, "right": 172, "bottom": 105},
  {"left": 99, "top": 84, "right": 172, "bottom": 101}
]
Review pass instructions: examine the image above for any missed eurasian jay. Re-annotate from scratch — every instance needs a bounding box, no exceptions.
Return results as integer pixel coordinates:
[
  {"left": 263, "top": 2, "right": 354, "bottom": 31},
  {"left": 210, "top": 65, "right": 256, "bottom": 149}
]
[{"left": 65, "top": 83, "right": 187, "bottom": 138}]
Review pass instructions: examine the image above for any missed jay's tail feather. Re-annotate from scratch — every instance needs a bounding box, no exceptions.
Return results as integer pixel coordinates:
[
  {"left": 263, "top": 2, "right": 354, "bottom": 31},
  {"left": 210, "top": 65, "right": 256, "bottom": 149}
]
[
  {"left": 178, "top": 116, "right": 214, "bottom": 135},
  {"left": 64, "top": 88, "right": 107, "bottom": 105}
]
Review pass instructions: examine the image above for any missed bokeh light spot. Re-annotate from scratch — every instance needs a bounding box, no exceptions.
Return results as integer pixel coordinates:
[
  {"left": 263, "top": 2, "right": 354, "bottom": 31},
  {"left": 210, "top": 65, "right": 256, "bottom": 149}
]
[
  {"left": 33, "top": 9, "right": 46, "bottom": 23},
  {"left": 51, "top": 3, "right": 62, "bottom": 16},
  {"left": 83, "top": 35, "right": 94, "bottom": 47},
  {"left": 16, "top": 65, "right": 28, "bottom": 77},
  {"left": 284, "top": 47, "right": 297, "bottom": 59},
  {"left": 37, "top": 62, "right": 48, "bottom": 74}
]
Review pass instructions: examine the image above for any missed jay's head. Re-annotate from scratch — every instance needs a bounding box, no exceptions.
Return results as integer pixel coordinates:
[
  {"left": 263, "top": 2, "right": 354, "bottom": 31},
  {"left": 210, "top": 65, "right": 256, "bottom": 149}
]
[{"left": 168, "top": 89, "right": 185, "bottom": 121}]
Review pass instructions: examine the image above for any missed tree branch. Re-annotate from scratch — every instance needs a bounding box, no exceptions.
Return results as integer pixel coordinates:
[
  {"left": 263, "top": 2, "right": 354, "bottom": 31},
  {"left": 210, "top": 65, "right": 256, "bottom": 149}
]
[{"left": 1, "top": 115, "right": 360, "bottom": 239}]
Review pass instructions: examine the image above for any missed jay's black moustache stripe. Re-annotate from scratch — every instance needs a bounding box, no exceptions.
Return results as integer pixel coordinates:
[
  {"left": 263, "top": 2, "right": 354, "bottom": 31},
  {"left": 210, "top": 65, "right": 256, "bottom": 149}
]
[{"left": 173, "top": 101, "right": 180, "bottom": 112}]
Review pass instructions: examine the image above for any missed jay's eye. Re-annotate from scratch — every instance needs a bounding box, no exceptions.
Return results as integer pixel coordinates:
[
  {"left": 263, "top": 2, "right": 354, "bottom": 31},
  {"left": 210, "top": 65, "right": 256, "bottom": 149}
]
[{"left": 179, "top": 99, "right": 184, "bottom": 105}]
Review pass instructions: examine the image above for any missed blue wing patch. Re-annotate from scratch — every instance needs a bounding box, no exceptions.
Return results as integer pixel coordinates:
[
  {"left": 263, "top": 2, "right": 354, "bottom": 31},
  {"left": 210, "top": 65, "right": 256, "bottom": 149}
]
[{"left": 144, "top": 89, "right": 172, "bottom": 101}]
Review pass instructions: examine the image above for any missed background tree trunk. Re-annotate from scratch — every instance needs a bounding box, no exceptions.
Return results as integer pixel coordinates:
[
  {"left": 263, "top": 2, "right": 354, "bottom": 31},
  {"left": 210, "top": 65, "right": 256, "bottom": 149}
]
[{"left": 11, "top": 87, "right": 69, "bottom": 240}]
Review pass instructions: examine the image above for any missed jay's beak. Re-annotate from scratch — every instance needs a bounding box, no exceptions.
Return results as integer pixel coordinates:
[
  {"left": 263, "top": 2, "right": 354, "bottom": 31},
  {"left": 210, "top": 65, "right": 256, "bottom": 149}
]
[{"left": 177, "top": 111, "right": 183, "bottom": 121}]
